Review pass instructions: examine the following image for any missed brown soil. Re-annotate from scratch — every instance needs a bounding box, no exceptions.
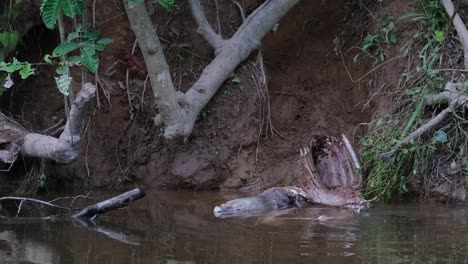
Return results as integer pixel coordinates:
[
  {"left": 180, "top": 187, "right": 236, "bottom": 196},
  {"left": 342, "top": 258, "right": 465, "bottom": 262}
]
[{"left": 1, "top": 0, "right": 398, "bottom": 193}]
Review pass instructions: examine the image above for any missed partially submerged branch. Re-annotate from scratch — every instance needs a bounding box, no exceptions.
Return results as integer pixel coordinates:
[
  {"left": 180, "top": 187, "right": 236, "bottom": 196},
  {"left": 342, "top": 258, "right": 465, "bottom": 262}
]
[
  {"left": 0, "top": 188, "right": 145, "bottom": 220},
  {"left": 73, "top": 188, "right": 145, "bottom": 219}
]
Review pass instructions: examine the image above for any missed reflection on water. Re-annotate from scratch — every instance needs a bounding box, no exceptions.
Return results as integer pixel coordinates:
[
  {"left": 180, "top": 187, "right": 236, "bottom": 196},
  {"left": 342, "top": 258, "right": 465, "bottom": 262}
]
[{"left": 1, "top": 190, "right": 468, "bottom": 264}]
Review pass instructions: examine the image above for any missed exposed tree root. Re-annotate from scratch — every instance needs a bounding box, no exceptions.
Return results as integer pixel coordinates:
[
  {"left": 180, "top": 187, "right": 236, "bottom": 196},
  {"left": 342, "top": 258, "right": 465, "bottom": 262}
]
[{"left": 0, "top": 83, "right": 95, "bottom": 164}]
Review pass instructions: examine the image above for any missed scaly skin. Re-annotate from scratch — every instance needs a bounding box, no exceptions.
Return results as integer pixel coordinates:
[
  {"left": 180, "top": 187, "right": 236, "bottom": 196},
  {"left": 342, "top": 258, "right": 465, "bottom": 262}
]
[{"left": 213, "top": 187, "right": 306, "bottom": 218}]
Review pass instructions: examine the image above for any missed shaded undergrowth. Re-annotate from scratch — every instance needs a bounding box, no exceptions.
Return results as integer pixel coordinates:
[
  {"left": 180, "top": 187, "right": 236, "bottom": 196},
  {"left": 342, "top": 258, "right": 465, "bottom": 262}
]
[{"left": 359, "top": 0, "right": 467, "bottom": 200}]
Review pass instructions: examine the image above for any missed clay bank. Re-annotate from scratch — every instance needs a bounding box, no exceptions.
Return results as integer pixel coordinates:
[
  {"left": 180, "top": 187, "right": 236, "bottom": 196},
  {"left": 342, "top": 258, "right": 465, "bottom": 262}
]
[{"left": 0, "top": 0, "right": 467, "bottom": 262}]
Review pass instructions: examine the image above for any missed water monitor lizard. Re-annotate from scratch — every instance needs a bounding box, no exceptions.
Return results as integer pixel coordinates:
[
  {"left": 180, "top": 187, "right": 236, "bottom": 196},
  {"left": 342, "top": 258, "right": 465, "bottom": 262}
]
[{"left": 214, "top": 134, "right": 373, "bottom": 218}]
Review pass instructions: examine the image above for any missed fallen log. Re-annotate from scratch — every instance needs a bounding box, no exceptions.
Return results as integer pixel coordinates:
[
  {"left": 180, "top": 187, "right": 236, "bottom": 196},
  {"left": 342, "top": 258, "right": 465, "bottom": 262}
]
[{"left": 73, "top": 188, "right": 145, "bottom": 219}]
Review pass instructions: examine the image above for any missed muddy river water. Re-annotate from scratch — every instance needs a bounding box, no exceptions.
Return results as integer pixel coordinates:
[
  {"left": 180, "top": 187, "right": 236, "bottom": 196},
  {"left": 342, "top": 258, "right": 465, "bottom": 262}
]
[{"left": 1, "top": 190, "right": 468, "bottom": 263}]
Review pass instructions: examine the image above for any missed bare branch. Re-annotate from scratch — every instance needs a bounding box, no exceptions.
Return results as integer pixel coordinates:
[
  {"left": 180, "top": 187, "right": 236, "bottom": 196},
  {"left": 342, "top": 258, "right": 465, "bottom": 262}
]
[
  {"left": 0, "top": 189, "right": 144, "bottom": 220},
  {"left": 188, "top": 0, "right": 224, "bottom": 50},
  {"left": 380, "top": 101, "right": 457, "bottom": 159},
  {"left": 0, "top": 197, "right": 72, "bottom": 211},
  {"left": 425, "top": 82, "right": 468, "bottom": 107},
  {"left": 73, "top": 188, "right": 145, "bottom": 219},
  {"left": 381, "top": 82, "right": 468, "bottom": 159}
]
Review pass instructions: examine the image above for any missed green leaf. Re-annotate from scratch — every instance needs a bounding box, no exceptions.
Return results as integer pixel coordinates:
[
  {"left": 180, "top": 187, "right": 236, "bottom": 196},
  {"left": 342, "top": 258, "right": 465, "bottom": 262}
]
[
  {"left": 401, "top": 99, "right": 424, "bottom": 138},
  {"left": 97, "top": 38, "right": 113, "bottom": 45},
  {"left": 81, "top": 45, "right": 99, "bottom": 73},
  {"left": 231, "top": 76, "right": 241, "bottom": 84},
  {"left": 353, "top": 53, "right": 360, "bottom": 63},
  {"left": 40, "top": 0, "right": 62, "bottom": 29},
  {"left": 129, "top": 0, "right": 144, "bottom": 5},
  {"left": 19, "top": 63, "right": 34, "bottom": 79},
  {"left": 0, "top": 30, "right": 19, "bottom": 52},
  {"left": 44, "top": 54, "right": 52, "bottom": 63},
  {"left": 68, "top": 55, "right": 81, "bottom": 65},
  {"left": 83, "top": 29, "right": 100, "bottom": 40},
  {"left": 95, "top": 43, "right": 105, "bottom": 51},
  {"left": 434, "top": 30, "right": 444, "bottom": 44},
  {"left": 67, "top": 32, "right": 79, "bottom": 41},
  {"left": 56, "top": 64, "right": 68, "bottom": 75},
  {"left": 156, "top": 0, "right": 175, "bottom": 11},
  {"left": 433, "top": 130, "right": 448, "bottom": 143},
  {"left": 55, "top": 74, "right": 72, "bottom": 95},
  {"left": 0, "top": 58, "right": 23, "bottom": 73},
  {"left": 52, "top": 41, "right": 80, "bottom": 57},
  {"left": 62, "top": 0, "right": 85, "bottom": 18},
  {"left": 11, "top": 7, "right": 20, "bottom": 21}
]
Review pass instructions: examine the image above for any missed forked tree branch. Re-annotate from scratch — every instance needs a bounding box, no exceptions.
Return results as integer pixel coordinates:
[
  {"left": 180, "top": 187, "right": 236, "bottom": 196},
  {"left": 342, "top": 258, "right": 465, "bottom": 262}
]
[
  {"left": 21, "top": 83, "right": 96, "bottom": 163},
  {"left": 124, "top": 0, "right": 300, "bottom": 139},
  {"left": 188, "top": 0, "right": 224, "bottom": 51}
]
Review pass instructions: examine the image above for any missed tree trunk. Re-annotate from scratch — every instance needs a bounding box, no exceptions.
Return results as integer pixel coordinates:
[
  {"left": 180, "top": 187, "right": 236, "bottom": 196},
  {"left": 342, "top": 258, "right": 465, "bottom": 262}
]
[{"left": 123, "top": 0, "right": 300, "bottom": 139}]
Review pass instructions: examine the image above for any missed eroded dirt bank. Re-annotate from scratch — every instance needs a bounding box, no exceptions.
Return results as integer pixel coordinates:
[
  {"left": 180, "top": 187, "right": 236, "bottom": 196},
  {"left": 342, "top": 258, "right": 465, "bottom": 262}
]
[{"left": 1, "top": 0, "right": 376, "bottom": 193}]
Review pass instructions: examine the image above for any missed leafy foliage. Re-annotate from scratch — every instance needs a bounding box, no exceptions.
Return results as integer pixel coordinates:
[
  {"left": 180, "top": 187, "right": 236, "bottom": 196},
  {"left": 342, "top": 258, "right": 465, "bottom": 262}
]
[
  {"left": 40, "top": 0, "right": 85, "bottom": 29},
  {"left": 52, "top": 28, "right": 112, "bottom": 73},
  {"left": 0, "top": 58, "right": 34, "bottom": 78},
  {"left": 0, "top": 30, "right": 19, "bottom": 60},
  {"left": 129, "top": 0, "right": 176, "bottom": 11},
  {"left": 354, "top": 14, "right": 397, "bottom": 65},
  {"left": 0, "top": 58, "right": 35, "bottom": 96},
  {"left": 54, "top": 74, "right": 72, "bottom": 96},
  {"left": 38, "top": 0, "right": 113, "bottom": 95}
]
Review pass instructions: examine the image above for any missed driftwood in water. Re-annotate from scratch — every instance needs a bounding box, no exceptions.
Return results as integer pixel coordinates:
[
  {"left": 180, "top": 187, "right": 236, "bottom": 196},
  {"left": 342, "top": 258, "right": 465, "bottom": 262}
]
[
  {"left": 0, "top": 188, "right": 145, "bottom": 220},
  {"left": 73, "top": 188, "right": 145, "bottom": 219}
]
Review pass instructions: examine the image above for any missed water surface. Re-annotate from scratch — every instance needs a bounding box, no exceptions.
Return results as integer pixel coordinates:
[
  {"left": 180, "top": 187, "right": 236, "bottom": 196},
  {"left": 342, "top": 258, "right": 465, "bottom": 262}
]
[{"left": 1, "top": 190, "right": 467, "bottom": 263}]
